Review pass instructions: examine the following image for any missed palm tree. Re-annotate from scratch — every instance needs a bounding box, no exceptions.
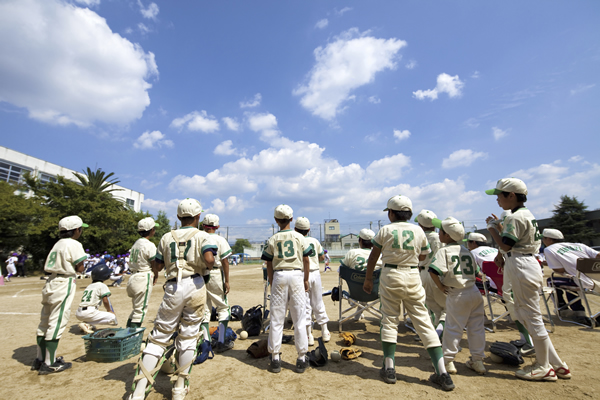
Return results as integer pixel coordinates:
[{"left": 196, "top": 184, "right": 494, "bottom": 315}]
[{"left": 73, "top": 167, "right": 122, "bottom": 193}]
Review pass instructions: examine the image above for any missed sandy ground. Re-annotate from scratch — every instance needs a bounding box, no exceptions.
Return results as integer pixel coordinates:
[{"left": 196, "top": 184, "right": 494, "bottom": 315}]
[{"left": 1, "top": 264, "right": 599, "bottom": 400}]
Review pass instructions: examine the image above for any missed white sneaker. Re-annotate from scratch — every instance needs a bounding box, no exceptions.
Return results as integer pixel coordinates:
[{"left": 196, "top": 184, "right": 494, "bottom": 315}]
[
  {"left": 172, "top": 386, "right": 189, "bottom": 400},
  {"left": 307, "top": 333, "right": 315, "bottom": 346},
  {"left": 466, "top": 358, "right": 486, "bottom": 375},
  {"left": 322, "top": 330, "right": 331, "bottom": 343},
  {"left": 515, "top": 362, "right": 557, "bottom": 381},
  {"left": 445, "top": 361, "right": 457, "bottom": 375},
  {"left": 553, "top": 362, "right": 571, "bottom": 379}
]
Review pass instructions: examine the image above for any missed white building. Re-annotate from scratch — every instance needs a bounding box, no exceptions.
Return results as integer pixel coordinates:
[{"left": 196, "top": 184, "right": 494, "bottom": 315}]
[{"left": 0, "top": 145, "right": 144, "bottom": 211}]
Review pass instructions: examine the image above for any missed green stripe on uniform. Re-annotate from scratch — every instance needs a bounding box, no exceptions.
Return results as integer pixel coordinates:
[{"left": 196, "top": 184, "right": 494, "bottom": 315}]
[
  {"left": 140, "top": 272, "right": 151, "bottom": 323},
  {"left": 52, "top": 278, "right": 73, "bottom": 340}
]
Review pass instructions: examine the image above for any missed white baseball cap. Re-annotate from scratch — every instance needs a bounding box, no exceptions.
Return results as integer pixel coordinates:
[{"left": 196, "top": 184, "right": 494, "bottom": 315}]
[
  {"left": 59, "top": 216, "right": 89, "bottom": 231},
  {"left": 138, "top": 217, "right": 159, "bottom": 231},
  {"left": 543, "top": 228, "right": 564, "bottom": 240},
  {"left": 274, "top": 204, "right": 293, "bottom": 219},
  {"left": 177, "top": 198, "right": 203, "bottom": 217},
  {"left": 202, "top": 214, "right": 220, "bottom": 227},
  {"left": 414, "top": 209, "right": 437, "bottom": 228},
  {"left": 359, "top": 228, "right": 375, "bottom": 241},
  {"left": 486, "top": 178, "right": 528, "bottom": 195},
  {"left": 432, "top": 217, "right": 465, "bottom": 242},
  {"left": 464, "top": 232, "right": 488, "bottom": 243},
  {"left": 295, "top": 216, "right": 310, "bottom": 230},
  {"left": 384, "top": 195, "right": 412, "bottom": 212}
]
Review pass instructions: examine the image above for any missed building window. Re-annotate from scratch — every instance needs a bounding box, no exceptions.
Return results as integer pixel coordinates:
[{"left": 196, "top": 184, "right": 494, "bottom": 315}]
[
  {"left": 39, "top": 173, "right": 57, "bottom": 184},
  {"left": 329, "top": 226, "right": 335, "bottom": 230},
  {"left": 0, "top": 161, "right": 32, "bottom": 184},
  {"left": 126, "top": 198, "right": 135, "bottom": 208}
]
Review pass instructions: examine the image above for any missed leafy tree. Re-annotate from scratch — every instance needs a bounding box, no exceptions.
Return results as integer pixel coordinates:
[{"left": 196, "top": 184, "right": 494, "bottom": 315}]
[
  {"left": 153, "top": 210, "right": 171, "bottom": 244},
  {"left": 551, "top": 195, "right": 598, "bottom": 245},
  {"left": 0, "top": 181, "right": 41, "bottom": 259},
  {"left": 231, "top": 238, "right": 251, "bottom": 254},
  {"left": 73, "top": 167, "right": 121, "bottom": 194}
]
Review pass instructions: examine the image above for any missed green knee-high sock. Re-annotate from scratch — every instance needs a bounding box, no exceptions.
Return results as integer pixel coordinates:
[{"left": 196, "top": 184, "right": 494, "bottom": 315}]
[
  {"left": 45, "top": 339, "right": 59, "bottom": 365},
  {"left": 382, "top": 341, "right": 396, "bottom": 368},
  {"left": 36, "top": 336, "right": 46, "bottom": 361},
  {"left": 427, "top": 346, "right": 445, "bottom": 375},
  {"left": 515, "top": 320, "right": 532, "bottom": 345}
]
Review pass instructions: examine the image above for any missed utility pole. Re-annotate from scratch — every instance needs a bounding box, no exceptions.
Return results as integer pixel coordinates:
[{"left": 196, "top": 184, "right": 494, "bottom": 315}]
[
  {"left": 226, "top": 226, "right": 229, "bottom": 243},
  {"left": 272, "top": 224, "right": 275, "bottom": 235},
  {"left": 378, "top": 220, "right": 381, "bottom": 230},
  {"left": 319, "top": 224, "right": 322, "bottom": 242},
  {"left": 370, "top": 221, "right": 372, "bottom": 230}
]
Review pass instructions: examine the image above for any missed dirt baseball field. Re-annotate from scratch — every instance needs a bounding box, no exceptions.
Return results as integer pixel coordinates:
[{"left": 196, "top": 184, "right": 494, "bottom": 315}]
[{"left": 1, "top": 264, "right": 599, "bottom": 400}]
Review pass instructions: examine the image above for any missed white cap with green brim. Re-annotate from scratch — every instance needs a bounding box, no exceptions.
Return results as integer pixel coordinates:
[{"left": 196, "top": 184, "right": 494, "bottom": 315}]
[
  {"left": 138, "top": 217, "right": 159, "bottom": 231},
  {"left": 295, "top": 216, "right": 310, "bottom": 230},
  {"left": 274, "top": 204, "right": 293, "bottom": 219},
  {"left": 384, "top": 195, "right": 412, "bottom": 212},
  {"left": 432, "top": 217, "right": 465, "bottom": 242},
  {"left": 177, "top": 198, "right": 203, "bottom": 217},
  {"left": 59, "top": 215, "right": 89, "bottom": 231},
  {"left": 414, "top": 209, "right": 437, "bottom": 228},
  {"left": 485, "top": 178, "right": 528, "bottom": 195},
  {"left": 542, "top": 228, "right": 564, "bottom": 240},
  {"left": 463, "top": 232, "right": 488, "bottom": 243},
  {"left": 202, "top": 214, "right": 220, "bottom": 227}
]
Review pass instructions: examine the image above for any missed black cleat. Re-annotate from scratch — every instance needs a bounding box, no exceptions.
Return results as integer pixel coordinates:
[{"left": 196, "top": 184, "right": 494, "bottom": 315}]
[
  {"left": 380, "top": 367, "right": 397, "bottom": 384},
  {"left": 269, "top": 358, "right": 281, "bottom": 373},
  {"left": 430, "top": 372, "right": 455, "bottom": 391},
  {"left": 215, "top": 340, "right": 234, "bottom": 353},
  {"left": 295, "top": 358, "right": 309, "bottom": 373},
  {"left": 31, "top": 358, "right": 43, "bottom": 371},
  {"left": 38, "top": 357, "right": 72, "bottom": 375}
]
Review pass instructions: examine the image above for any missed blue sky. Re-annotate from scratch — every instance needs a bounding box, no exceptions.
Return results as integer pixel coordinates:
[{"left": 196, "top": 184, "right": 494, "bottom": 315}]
[{"left": 1, "top": 0, "right": 599, "bottom": 241}]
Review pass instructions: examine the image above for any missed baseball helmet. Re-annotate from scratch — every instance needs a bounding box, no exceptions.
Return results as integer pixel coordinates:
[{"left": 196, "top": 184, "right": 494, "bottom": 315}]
[
  {"left": 231, "top": 305, "right": 244, "bottom": 321},
  {"left": 91, "top": 264, "right": 112, "bottom": 282}
]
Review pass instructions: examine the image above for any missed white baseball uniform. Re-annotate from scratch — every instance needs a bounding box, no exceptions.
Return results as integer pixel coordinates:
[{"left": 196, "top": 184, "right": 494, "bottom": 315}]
[
  {"left": 429, "top": 243, "right": 485, "bottom": 363},
  {"left": 545, "top": 242, "right": 599, "bottom": 290},
  {"left": 5, "top": 255, "right": 17, "bottom": 276},
  {"left": 262, "top": 229, "right": 312, "bottom": 357},
  {"left": 76, "top": 281, "right": 117, "bottom": 326},
  {"left": 203, "top": 234, "right": 232, "bottom": 323},
  {"left": 420, "top": 231, "right": 446, "bottom": 325},
  {"left": 37, "top": 238, "right": 87, "bottom": 340},
  {"left": 341, "top": 248, "right": 382, "bottom": 271},
  {"left": 372, "top": 222, "right": 439, "bottom": 348},
  {"left": 304, "top": 236, "right": 329, "bottom": 327},
  {"left": 127, "top": 237, "right": 157, "bottom": 324}
]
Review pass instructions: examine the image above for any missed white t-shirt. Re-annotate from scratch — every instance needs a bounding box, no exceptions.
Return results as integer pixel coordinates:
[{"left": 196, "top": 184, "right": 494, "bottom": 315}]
[
  {"left": 341, "top": 248, "right": 382, "bottom": 271},
  {"left": 79, "top": 281, "right": 111, "bottom": 308},
  {"left": 545, "top": 242, "right": 599, "bottom": 289}
]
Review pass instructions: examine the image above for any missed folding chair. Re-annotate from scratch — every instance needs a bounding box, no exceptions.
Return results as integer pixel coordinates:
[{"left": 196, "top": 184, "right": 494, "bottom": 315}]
[
  {"left": 338, "top": 265, "right": 382, "bottom": 332},
  {"left": 545, "top": 272, "right": 587, "bottom": 327},
  {"left": 480, "top": 261, "right": 508, "bottom": 332},
  {"left": 576, "top": 258, "right": 600, "bottom": 329}
]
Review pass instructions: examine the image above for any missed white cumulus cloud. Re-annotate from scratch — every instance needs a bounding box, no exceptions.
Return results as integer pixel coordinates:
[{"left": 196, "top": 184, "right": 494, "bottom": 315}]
[
  {"left": 0, "top": 0, "right": 158, "bottom": 127},
  {"left": 315, "top": 19, "right": 329, "bottom": 29},
  {"left": 247, "top": 218, "right": 268, "bottom": 224},
  {"left": 210, "top": 196, "right": 248, "bottom": 213},
  {"left": 293, "top": 28, "right": 406, "bottom": 120},
  {"left": 368, "top": 96, "right": 381, "bottom": 104},
  {"left": 134, "top": 130, "right": 174, "bottom": 149},
  {"left": 240, "top": 93, "right": 262, "bottom": 108},
  {"left": 138, "top": 1, "right": 159, "bottom": 20},
  {"left": 405, "top": 60, "right": 417, "bottom": 69},
  {"left": 222, "top": 117, "right": 240, "bottom": 131},
  {"left": 492, "top": 127, "right": 508, "bottom": 140},
  {"left": 247, "top": 112, "right": 280, "bottom": 140},
  {"left": 442, "top": 149, "right": 487, "bottom": 169},
  {"left": 214, "top": 140, "right": 245, "bottom": 157},
  {"left": 393, "top": 129, "right": 411, "bottom": 142},
  {"left": 170, "top": 111, "right": 219, "bottom": 133},
  {"left": 413, "top": 73, "right": 465, "bottom": 101},
  {"left": 74, "top": 0, "right": 100, "bottom": 6}
]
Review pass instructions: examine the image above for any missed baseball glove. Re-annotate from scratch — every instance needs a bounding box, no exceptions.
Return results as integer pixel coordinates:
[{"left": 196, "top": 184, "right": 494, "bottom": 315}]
[
  {"left": 489, "top": 342, "right": 524, "bottom": 366},
  {"left": 246, "top": 339, "right": 269, "bottom": 359},
  {"left": 339, "top": 331, "right": 356, "bottom": 346},
  {"left": 91, "top": 329, "right": 117, "bottom": 339},
  {"left": 340, "top": 347, "right": 362, "bottom": 360}
]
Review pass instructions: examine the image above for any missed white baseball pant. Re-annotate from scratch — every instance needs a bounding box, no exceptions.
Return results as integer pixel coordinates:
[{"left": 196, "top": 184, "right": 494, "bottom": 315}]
[
  {"left": 127, "top": 272, "right": 154, "bottom": 324},
  {"left": 37, "top": 276, "right": 77, "bottom": 340},
  {"left": 420, "top": 268, "right": 447, "bottom": 325},
  {"left": 202, "top": 268, "right": 230, "bottom": 323},
  {"left": 76, "top": 307, "right": 117, "bottom": 325},
  {"left": 305, "top": 270, "right": 329, "bottom": 327}
]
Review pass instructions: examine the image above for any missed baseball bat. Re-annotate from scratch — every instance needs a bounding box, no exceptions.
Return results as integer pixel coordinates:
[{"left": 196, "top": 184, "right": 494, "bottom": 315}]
[{"left": 107, "top": 296, "right": 118, "bottom": 325}]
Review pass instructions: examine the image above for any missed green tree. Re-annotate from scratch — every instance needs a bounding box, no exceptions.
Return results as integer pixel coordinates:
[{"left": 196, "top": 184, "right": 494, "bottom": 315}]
[
  {"left": 153, "top": 210, "right": 171, "bottom": 244},
  {"left": 231, "top": 238, "right": 251, "bottom": 254},
  {"left": 73, "top": 167, "right": 122, "bottom": 194},
  {"left": 0, "top": 181, "right": 41, "bottom": 257},
  {"left": 551, "top": 195, "right": 598, "bottom": 245}
]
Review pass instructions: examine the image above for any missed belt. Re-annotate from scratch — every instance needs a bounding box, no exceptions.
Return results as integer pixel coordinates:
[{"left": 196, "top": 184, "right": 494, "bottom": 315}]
[
  {"left": 506, "top": 252, "right": 533, "bottom": 258},
  {"left": 384, "top": 264, "right": 418, "bottom": 269},
  {"left": 275, "top": 268, "right": 302, "bottom": 272},
  {"left": 166, "top": 273, "right": 200, "bottom": 283}
]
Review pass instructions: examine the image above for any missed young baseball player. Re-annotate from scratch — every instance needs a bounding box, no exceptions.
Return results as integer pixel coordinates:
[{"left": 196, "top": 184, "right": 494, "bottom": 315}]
[
  {"left": 340, "top": 228, "right": 382, "bottom": 271},
  {"left": 415, "top": 210, "right": 446, "bottom": 338},
  {"left": 126, "top": 217, "right": 159, "bottom": 329},
  {"left": 129, "top": 199, "right": 216, "bottom": 400},
  {"left": 32, "top": 216, "right": 88, "bottom": 375},
  {"left": 486, "top": 178, "right": 570, "bottom": 381},
  {"left": 323, "top": 250, "right": 331, "bottom": 272},
  {"left": 363, "top": 195, "right": 454, "bottom": 391},
  {"left": 261, "top": 205, "right": 312, "bottom": 374},
  {"left": 542, "top": 228, "right": 600, "bottom": 318},
  {"left": 199, "top": 213, "right": 234, "bottom": 353},
  {"left": 465, "top": 232, "right": 499, "bottom": 290},
  {"left": 428, "top": 217, "right": 486, "bottom": 375},
  {"left": 76, "top": 263, "right": 117, "bottom": 334},
  {"left": 5, "top": 252, "right": 18, "bottom": 281},
  {"left": 295, "top": 217, "right": 331, "bottom": 346}
]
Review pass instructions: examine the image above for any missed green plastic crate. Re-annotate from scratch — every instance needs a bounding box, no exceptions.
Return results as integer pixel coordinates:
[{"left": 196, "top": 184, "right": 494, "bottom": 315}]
[{"left": 83, "top": 327, "right": 145, "bottom": 362}]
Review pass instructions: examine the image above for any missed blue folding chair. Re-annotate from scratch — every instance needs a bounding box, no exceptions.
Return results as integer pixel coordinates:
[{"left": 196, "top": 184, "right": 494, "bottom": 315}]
[{"left": 338, "top": 265, "right": 382, "bottom": 332}]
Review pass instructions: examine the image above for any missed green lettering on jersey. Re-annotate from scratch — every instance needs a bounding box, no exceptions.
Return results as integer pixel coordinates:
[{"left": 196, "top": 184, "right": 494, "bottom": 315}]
[
  {"left": 169, "top": 240, "right": 192, "bottom": 263},
  {"left": 81, "top": 290, "right": 93, "bottom": 303},
  {"left": 130, "top": 249, "right": 140, "bottom": 263},
  {"left": 450, "top": 255, "right": 475, "bottom": 275},
  {"left": 355, "top": 256, "right": 366, "bottom": 270},
  {"left": 392, "top": 230, "right": 414, "bottom": 250},
  {"left": 532, "top": 220, "right": 542, "bottom": 240},
  {"left": 47, "top": 251, "right": 57, "bottom": 268},
  {"left": 276, "top": 240, "right": 295, "bottom": 258}
]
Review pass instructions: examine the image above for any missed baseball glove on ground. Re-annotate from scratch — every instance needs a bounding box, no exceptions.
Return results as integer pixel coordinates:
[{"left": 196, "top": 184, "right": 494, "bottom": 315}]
[
  {"left": 339, "top": 332, "right": 356, "bottom": 346},
  {"left": 489, "top": 342, "right": 524, "bottom": 366}
]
